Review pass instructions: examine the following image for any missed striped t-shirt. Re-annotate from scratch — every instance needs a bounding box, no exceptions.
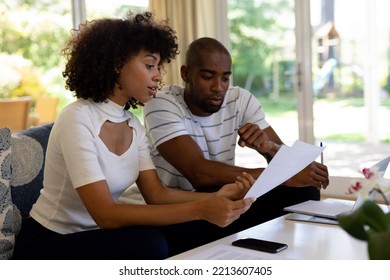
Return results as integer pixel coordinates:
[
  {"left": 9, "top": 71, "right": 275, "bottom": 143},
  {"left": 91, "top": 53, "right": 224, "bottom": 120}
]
[{"left": 143, "top": 84, "right": 269, "bottom": 191}]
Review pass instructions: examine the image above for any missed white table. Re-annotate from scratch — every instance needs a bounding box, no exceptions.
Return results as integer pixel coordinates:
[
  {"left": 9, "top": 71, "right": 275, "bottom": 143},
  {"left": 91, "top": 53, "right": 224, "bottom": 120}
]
[{"left": 168, "top": 200, "right": 368, "bottom": 260}]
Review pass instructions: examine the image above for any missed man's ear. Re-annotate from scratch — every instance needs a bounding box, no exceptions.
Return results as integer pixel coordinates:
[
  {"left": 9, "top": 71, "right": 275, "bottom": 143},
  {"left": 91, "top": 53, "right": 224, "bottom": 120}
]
[{"left": 180, "top": 65, "right": 188, "bottom": 82}]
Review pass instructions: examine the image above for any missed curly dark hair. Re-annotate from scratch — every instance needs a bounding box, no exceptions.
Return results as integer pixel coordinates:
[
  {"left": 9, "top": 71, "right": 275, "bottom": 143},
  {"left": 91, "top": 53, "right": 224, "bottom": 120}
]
[{"left": 61, "top": 11, "right": 179, "bottom": 108}]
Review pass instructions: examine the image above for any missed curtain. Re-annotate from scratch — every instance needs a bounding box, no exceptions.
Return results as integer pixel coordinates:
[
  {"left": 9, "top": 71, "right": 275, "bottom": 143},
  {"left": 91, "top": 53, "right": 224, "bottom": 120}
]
[{"left": 149, "top": 0, "right": 228, "bottom": 86}]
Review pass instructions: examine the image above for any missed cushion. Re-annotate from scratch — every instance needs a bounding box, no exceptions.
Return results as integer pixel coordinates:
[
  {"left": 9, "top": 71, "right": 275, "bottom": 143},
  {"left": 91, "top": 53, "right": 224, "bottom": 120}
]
[
  {"left": 10, "top": 123, "right": 53, "bottom": 221},
  {"left": 0, "top": 127, "right": 17, "bottom": 259},
  {"left": 0, "top": 124, "right": 53, "bottom": 259}
]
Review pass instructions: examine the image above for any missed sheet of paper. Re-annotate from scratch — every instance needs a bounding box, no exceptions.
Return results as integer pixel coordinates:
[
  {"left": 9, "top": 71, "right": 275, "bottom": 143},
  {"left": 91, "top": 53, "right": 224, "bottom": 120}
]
[
  {"left": 244, "top": 140, "right": 325, "bottom": 198},
  {"left": 180, "top": 244, "right": 287, "bottom": 260}
]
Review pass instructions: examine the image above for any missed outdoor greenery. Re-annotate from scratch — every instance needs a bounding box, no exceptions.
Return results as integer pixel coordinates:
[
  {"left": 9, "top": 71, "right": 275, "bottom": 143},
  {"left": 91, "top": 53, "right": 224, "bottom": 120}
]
[
  {"left": 1, "top": 0, "right": 389, "bottom": 144},
  {"left": 0, "top": 0, "right": 72, "bottom": 109},
  {"left": 0, "top": 0, "right": 144, "bottom": 110},
  {"left": 2, "top": 0, "right": 386, "bottom": 103},
  {"left": 228, "top": 0, "right": 293, "bottom": 97}
]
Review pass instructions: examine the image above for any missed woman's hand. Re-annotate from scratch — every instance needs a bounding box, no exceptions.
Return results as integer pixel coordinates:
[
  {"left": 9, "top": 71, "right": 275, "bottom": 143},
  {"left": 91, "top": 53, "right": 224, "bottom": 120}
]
[
  {"left": 216, "top": 172, "right": 255, "bottom": 200},
  {"left": 192, "top": 172, "right": 255, "bottom": 227},
  {"left": 197, "top": 196, "right": 256, "bottom": 227}
]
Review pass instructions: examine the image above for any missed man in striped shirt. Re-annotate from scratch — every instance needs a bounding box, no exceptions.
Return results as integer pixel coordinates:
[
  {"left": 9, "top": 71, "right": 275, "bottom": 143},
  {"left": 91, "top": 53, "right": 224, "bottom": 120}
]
[{"left": 143, "top": 37, "right": 329, "bottom": 228}]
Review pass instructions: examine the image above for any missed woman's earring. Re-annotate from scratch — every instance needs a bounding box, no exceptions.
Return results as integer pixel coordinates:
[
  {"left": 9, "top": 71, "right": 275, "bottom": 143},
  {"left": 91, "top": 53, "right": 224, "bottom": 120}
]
[{"left": 118, "top": 83, "right": 123, "bottom": 90}]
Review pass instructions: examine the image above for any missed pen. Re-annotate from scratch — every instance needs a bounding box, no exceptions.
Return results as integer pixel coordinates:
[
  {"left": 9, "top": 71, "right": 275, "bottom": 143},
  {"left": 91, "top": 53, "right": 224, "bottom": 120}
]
[{"left": 320, "top": 142, "right": 323, "bottom": 164}]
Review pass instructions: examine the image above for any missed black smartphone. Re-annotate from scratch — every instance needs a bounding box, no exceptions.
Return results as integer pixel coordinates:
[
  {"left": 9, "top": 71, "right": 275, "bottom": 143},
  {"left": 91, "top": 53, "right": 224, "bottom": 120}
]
[{"left": 232, "top": 238, "right": 288, "bottom": 253}]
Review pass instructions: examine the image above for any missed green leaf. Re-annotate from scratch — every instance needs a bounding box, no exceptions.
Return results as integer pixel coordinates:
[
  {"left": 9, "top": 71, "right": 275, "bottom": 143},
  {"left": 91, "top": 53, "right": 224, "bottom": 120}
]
[
  {"left": 338, "top": 200, "right": 390, "bottom": 242},
  {"left": 337, "top": 207, "right": 368, "bottom": 240},
  {"left": 360, "top": 200, "right": 390, "bottom": 232},
  {"left": 386, "top": 212, "right": 390, "bottom": 224},
  {"left": 367, "top": 232, "right": 390, "bottom": 259}
]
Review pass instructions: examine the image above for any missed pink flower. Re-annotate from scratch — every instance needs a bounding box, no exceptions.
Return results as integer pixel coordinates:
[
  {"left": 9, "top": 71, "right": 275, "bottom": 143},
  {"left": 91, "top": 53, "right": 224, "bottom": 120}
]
[
  {"left": 346, "top": 167, "right": 390, "bottom": 198},
  {"left": 347, "top": 180, "right": 362, "bottom": 194},
  {"left": 362, "top": 168, "right": 375, "bottom": 179}
]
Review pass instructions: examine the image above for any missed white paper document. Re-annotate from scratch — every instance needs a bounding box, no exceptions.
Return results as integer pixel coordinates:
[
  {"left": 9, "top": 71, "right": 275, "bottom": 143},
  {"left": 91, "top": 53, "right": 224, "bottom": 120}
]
[
  {"left": 179, "top": 244, "right": 287, "bottom": 260},
  {"left": 244, "top": 140, "right": 324, "bottom": 199}
]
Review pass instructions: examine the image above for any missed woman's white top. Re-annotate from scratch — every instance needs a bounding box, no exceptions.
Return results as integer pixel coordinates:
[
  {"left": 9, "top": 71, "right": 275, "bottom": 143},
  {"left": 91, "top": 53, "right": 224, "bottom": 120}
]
[{"left": 30, "top": 99, "right": 155, "bottom": 234}]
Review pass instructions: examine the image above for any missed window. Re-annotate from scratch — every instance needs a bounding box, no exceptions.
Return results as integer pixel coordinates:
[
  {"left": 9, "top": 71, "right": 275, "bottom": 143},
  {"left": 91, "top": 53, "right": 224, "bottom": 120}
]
[
  {"left": 84, "top": 0, "right": 148, "bottom": 20},
  {"left": 229, "top": 0, "right": 390, "bottom": 196}
]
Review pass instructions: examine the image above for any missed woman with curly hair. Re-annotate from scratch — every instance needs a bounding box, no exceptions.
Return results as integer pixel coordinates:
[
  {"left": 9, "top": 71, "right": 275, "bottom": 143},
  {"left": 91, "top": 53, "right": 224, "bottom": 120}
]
[{"left": 12, "top": 11, "right": 255, "bottom": 260}]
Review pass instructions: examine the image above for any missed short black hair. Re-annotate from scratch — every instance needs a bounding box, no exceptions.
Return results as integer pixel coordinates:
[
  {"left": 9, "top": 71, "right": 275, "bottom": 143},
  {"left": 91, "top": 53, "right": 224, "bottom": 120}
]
[{"left": 185, "top": 37, "right": 230, "bottom": 68}]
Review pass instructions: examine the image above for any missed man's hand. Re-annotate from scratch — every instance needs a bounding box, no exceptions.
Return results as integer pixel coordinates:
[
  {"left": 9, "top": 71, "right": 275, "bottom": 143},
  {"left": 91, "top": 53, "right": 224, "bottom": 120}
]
[
  {"left": 285, "top": 161, "right": 329, "bottom": 189},
  {"left": 238, "top": 123, "right": 279, "bottom": 156}
]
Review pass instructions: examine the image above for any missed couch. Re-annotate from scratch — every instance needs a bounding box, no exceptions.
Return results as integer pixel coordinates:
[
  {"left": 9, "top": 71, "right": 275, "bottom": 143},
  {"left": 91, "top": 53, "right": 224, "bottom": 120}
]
[
  {"left": 0, "top": 122, "right": 145, "bottom": 259},
  {"left": 0, "top": 123, "right": 53, "bottom": 259}
]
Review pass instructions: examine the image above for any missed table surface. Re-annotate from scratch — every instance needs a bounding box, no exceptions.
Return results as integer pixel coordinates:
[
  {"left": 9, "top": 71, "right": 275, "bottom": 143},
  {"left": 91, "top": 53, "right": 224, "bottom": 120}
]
[{"left": 168, "top": 199, "right": 368, "bottom": 260}]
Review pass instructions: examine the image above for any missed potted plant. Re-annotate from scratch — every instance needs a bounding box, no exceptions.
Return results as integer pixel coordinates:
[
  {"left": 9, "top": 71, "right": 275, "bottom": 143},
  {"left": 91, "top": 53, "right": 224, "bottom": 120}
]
[{"left": 337, "top": 167, "right": 390, "bottom": 260}]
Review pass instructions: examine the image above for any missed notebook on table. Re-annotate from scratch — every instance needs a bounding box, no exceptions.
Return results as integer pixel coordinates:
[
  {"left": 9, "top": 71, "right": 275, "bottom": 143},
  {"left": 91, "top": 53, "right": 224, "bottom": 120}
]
[
  {"left": 285, "top": 212, "right": 339, "bottom": 225},
  {"left": 284, "top": 199, "right": 355, "bottom": 220},
  {"left": 284, "top": 155, "right": 390, "bottom": 222}
]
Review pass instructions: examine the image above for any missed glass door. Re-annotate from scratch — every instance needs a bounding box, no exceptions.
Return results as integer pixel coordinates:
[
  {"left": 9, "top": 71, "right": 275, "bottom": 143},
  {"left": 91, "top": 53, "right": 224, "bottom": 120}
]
[
  {"left": 229, "top": 0, "right": 390, "bottom": 198},
  {"left": 309, "top": 0, "right": 390, "bottom": 178},
  {"left": 228, "top": 0, "right": 299, "bottom": 168}
]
